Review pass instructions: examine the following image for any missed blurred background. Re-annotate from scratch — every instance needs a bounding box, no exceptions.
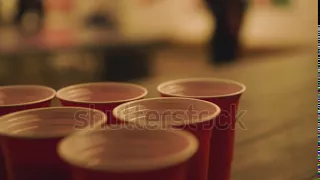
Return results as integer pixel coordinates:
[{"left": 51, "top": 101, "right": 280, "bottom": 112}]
[{"left": 0, "top": 0, "right": 317, "bottom": 179}]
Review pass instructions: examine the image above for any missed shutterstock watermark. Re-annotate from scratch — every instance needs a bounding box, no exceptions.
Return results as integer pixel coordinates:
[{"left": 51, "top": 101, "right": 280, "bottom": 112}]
[
  {"left": 73, "top": 104, "right": 248, "bottom": 131},
  {"left": 73, "top": 105, "right": 106, "bottom": 130}
]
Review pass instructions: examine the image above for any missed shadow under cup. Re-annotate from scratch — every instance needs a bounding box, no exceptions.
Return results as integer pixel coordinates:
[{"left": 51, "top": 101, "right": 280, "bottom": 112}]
[
  {"left": 113, "top": 97, "right": 221, "bottom": 180},
  {"left": 0, "top": 85, "right": 56, "bottom": 180},
  {"left": 56, "top": 82, "right": 148, "bottom": 125},
  {"left": 157, "top": 78, "right": 246, "bottom": 180},
  {"left": 58, "top": 126, "right": 199, "bottom": 180},
  {"left": 0, "top": 107, "right": 107, "bottom": 180}
]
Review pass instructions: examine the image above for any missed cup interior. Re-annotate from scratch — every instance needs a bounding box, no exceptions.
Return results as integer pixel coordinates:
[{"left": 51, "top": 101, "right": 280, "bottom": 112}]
[
  {"left": 0, "top": 85, "right": 56, "bottom": 106},
  {"left": 0, "top": 107, "right": 107, "bottom": 138},
  {"left": 113, "top": 98, "right": 220, "bottom": 126},
  {"left": 56, "top": 82, "right": 148, "bottom": 103},
  {"left": 58, "top": 127, "right": 198, "bottom": 172},
  {"left": 157, "top": 78, "right": 246, "bottom": 98}
]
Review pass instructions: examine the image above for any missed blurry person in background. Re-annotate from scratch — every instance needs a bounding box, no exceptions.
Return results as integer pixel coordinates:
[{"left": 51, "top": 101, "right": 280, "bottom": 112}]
[
  {"left": 15, "top": 0, "right": 44, "bottom": 25},
  {"left": 206, "top": 0, "right": 247, "bottom": 63}
]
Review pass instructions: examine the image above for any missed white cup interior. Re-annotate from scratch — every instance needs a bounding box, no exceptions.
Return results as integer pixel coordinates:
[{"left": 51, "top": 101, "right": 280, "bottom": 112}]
[
  {"left": 58, "top": 127, "right": 198, "bottom": 172},
  {"left": 0, "top": 107, "right": 107, "bottom": 138},
  {"left": 157, "top": 78, "right": 246, "bottom": 98},
  {"left": 0, "top": 85, "right": 56, "bottom": 106},
  {"left": 113, "top": 97, "right": 220, "bottom": 126},
  {"left": 56, "top": 82, "right": 148, "bottom": 103}
]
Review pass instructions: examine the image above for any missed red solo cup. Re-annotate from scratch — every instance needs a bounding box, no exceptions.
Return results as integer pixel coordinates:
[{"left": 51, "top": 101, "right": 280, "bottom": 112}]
[
  {"left": 0, "top": 85, "right": 56, "bottom": 180},
  {"left": 56, "top": 82, "right": 148, "bottom": 125},
  {"left": 0, "top": 107, "right": 107, "bottom": 180},
  {"left": 157, "top": 78, "right": 246, "bottom": 180},
  {"left": 113, "top": 97, "right": 221, "bottom": 180},
  {"left": 58, "top": 125, "right": 199, "bottom": 180},
  {"left": 0, "top": 85, "right": 56, "bottom": 116}
]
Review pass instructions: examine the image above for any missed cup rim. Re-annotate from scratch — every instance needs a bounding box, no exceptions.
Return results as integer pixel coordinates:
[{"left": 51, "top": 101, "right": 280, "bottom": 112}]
[
  {"left": 56, "top": 82, "right": 148, "bottom": 104},
  {"left": 112, "top": 97, "right": 221, "bottom": 125},
  {"left": 58, "top": 128, "right": 199, "bottom": 172},
  {"left": 0, "top": 85, "right": 56, "bottom": 107},
  {"left": 157, "top": 78, "right": 246, "bottom": 98},
  {"left": 0, "top": 107, "right": 108, "bottom": 139}
]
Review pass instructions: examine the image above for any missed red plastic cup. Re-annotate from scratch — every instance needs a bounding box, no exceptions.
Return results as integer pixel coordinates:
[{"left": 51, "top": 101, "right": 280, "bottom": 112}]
[
  {"left": 56, "top": 82, "right": 148, "bottom": 125},
  {"left": 58, "top": 125, "right": 199, "bottom": 180},
  {"left": 0, "top": 85, "right": 56, "bottom": 180},
  {"left": 113, "top": 97, "right": 221, "bottom": 180},
  {"left": 0, "top": 107, "right": 107, "bottom": 180},
  {"left": 157, "top": 78, "right": 246, "bottom": 180},
  {"left": 0, "top": 85, "right": 56, "bottom": 116}
]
